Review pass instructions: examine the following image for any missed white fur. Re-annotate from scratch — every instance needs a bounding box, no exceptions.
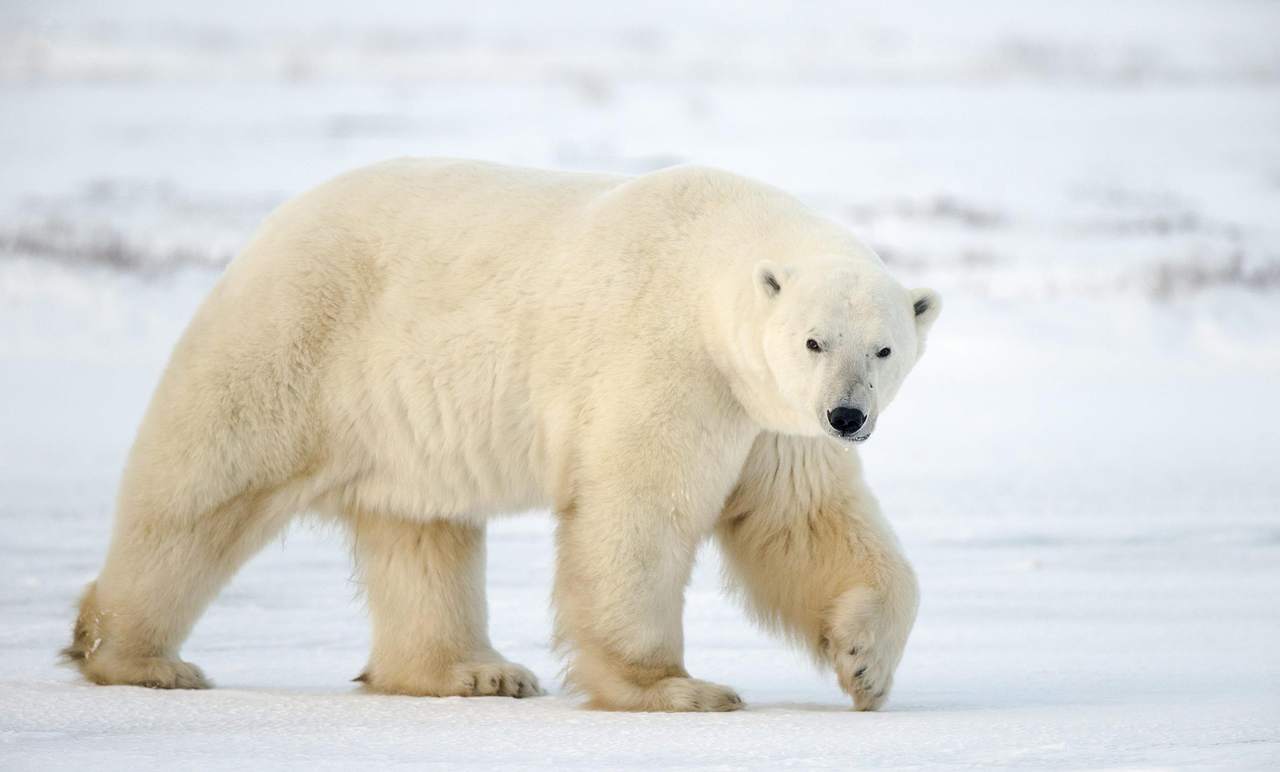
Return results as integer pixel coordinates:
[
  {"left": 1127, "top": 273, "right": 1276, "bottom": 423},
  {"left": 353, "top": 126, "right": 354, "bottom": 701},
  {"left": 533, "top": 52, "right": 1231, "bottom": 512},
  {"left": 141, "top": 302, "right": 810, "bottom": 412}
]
[{"left": 64, "top": 159, "right": 939, "bottom": 711}]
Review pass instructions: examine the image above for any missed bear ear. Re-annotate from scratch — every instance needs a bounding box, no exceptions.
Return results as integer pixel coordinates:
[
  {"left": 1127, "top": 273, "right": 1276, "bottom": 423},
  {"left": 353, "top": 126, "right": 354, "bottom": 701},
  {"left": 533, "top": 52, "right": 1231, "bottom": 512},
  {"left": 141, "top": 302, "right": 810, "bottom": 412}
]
[
  {"left": 754, "top": 260, "right": 790, "bottom": 300},
  {"left": 911, "top": 288, "right": 941, "bottom": 347}
]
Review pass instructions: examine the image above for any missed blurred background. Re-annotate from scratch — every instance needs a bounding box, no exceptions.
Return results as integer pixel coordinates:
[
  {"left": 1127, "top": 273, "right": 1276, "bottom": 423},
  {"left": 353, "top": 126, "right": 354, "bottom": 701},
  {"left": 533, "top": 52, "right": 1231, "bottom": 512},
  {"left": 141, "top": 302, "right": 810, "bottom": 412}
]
[{"left": 2, "top": 1, "right": 1278, "bottom": 768}]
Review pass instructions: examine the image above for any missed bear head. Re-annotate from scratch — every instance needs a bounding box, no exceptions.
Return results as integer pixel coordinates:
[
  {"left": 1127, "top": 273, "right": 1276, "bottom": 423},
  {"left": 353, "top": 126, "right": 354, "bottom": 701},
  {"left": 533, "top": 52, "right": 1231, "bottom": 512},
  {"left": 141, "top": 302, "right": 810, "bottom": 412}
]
[{"left": 749, "top": 253, "right": 940, "bottom": 443}]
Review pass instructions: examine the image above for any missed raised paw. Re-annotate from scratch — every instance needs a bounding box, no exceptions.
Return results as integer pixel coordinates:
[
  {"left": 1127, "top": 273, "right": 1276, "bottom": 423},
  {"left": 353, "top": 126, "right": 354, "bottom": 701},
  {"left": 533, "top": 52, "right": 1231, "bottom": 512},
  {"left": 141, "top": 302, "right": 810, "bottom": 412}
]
[
  {"left": 823, "top": 580, "right": 918, "bottom": 711},
  {"left": 831, "top": 643, "right": 893, "bottom": 711}
]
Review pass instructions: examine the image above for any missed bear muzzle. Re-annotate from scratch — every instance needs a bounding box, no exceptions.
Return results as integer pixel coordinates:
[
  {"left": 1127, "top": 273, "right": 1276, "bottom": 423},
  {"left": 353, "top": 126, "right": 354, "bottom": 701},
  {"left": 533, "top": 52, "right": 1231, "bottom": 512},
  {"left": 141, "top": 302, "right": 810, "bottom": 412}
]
[{"left": 826, "top": 406, "right": 874, "bottom": 442}]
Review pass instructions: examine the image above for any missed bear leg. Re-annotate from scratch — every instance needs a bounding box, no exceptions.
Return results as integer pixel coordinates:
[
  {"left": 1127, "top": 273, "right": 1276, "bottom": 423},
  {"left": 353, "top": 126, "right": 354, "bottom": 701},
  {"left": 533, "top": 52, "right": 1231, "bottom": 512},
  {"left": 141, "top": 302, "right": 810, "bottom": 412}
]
[
  {"left": 350, "top": 512, "right": 542, "bottom": 698},
  {"left": 716, "top": 432, "right": 919, "bottom": 711},
  {"left": 552, "top": 495, "right": 743, "bottom": 712},
  {"left": 64, "top": 487, "right": 293, "bottom": 688}
]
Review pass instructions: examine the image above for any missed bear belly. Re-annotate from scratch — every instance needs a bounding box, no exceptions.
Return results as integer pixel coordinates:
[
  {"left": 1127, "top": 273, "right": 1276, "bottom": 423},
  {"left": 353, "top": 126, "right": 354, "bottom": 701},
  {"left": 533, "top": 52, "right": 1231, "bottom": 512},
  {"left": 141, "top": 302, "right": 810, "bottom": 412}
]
[{"left": 328, "top": 356, "right": 553, "bottom": 523}]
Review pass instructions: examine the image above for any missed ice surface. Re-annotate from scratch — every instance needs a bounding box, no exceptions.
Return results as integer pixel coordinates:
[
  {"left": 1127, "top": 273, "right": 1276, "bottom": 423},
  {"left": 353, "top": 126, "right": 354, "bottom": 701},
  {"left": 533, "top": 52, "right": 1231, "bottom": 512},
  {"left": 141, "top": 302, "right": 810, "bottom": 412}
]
[{"left": 1, "top": 1, "right": 1278, "bottom": 769}]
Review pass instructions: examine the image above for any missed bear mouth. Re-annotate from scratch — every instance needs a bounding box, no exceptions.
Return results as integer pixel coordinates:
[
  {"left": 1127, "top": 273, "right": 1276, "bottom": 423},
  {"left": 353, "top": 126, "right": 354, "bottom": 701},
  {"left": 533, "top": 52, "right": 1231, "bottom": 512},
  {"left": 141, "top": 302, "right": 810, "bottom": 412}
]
[{"left": 828, "top": 430, "right": 872, "bottom": 444}]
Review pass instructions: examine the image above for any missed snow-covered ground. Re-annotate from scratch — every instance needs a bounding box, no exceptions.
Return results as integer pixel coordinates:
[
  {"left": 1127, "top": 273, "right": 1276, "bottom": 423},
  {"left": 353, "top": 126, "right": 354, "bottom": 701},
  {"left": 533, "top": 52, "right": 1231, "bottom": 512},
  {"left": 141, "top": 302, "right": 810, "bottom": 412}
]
[{"left": 2, "top": 1, "right": 1279, "bottom": 768}]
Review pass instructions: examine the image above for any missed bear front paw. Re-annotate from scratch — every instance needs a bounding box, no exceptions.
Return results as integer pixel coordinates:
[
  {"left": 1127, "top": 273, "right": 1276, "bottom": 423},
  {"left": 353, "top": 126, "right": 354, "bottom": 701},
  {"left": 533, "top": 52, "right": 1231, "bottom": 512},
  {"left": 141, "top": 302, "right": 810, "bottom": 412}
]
[
  {"left": 823, "top": 580, "right": 917, "bottom": 711},
  {"left": 829, "top": 639, "right": 894, "bottom": 711}
]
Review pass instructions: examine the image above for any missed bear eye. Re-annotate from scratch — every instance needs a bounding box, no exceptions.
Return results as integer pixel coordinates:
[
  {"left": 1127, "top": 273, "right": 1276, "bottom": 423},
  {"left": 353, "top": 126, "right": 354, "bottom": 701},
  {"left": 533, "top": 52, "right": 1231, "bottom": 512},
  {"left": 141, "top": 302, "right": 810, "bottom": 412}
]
[
  {"left": 806, "top": 338, "right": 823, "bottom": 353},
  {"left": 876, "top": 347, "right": 892, "bottom": 358}
]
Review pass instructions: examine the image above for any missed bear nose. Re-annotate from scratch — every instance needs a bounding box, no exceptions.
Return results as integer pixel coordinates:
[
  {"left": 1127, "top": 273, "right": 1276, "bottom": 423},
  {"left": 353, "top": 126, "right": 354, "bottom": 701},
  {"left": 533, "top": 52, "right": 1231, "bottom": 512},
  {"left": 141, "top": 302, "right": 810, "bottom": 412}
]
[{"left": 827, "top": 406, "right": 866, "bottom": 435}]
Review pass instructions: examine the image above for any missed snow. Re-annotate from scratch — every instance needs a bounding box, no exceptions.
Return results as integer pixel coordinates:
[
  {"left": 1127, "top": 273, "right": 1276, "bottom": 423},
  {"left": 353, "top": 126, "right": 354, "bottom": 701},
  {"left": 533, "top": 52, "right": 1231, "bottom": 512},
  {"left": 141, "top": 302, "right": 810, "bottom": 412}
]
[{"left": 2, "top": 1, "right": 1279, "bottom": 768}]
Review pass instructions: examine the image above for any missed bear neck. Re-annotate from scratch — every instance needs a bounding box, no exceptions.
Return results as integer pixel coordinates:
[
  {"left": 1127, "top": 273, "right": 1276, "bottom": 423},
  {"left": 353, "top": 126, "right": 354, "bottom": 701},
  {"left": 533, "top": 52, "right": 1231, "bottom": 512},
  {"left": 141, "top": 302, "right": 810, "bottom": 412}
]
[{"left": 702, "top": 271, "right": 814, "bottom": 437}]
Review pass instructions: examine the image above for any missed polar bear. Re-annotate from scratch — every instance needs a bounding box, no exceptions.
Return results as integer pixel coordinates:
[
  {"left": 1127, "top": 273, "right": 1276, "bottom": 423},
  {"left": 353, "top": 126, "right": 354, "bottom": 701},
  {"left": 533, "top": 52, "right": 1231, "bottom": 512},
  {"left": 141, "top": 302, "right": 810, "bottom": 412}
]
[{"left": 64, "top": 159, "right": 939, "bottom": 712}]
